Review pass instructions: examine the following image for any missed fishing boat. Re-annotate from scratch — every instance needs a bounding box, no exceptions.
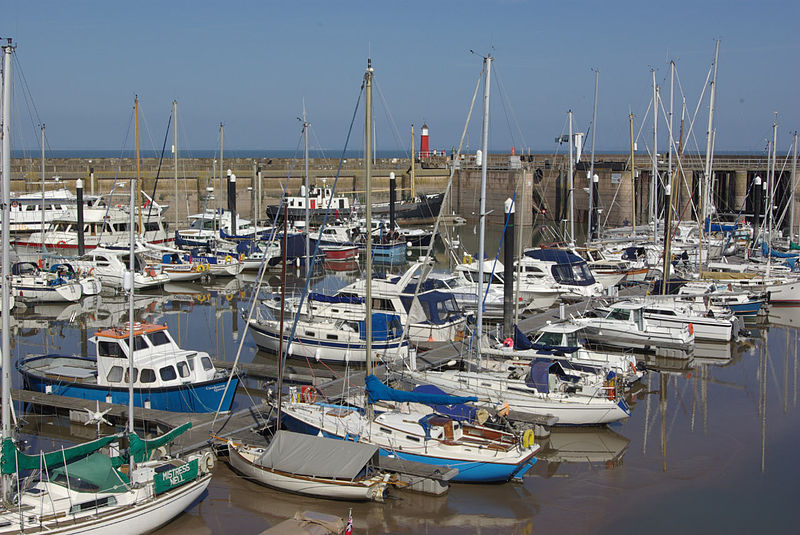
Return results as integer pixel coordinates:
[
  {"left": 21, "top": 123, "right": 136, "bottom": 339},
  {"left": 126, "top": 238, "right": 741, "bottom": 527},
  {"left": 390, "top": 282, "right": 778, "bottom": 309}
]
[
  {"left": 266, "top": 182, "right": 352, "bottom": 224},
  {"left": 227, "top": 431, "right": 392, "bottom": 501},
  {"left": 18, "top": 321, "right": 238, "bottom": 413}
]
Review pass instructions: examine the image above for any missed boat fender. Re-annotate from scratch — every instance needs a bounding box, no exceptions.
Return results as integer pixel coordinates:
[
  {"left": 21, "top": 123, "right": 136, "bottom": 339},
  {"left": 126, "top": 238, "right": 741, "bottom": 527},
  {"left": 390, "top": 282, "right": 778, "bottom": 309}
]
[
  {"left": 522, "top": 428, "right": 535, "bottom": 449},
  {"left": 688, "top": 323, "right": 694, "bottom": 335},
  {"left": 497, "top": 402, "right": 510, "bottom": 418},
  {"left": 301, "top": 385, "right": 318, "bottom": 403},
  {"left": 37, "top": 258, "right": 43, "bottom": 269},
  {"left": 239, "top": 252, "right": 245, "bottom": 262},
  {"left": 630, "top": 361, "right": 637, "bottom": 374},
  {"left": 200, "top": 451, "right": 216, "bottom": 474},
  {"left": 224, "top": 255, "right": 233, "bottom": 264}
]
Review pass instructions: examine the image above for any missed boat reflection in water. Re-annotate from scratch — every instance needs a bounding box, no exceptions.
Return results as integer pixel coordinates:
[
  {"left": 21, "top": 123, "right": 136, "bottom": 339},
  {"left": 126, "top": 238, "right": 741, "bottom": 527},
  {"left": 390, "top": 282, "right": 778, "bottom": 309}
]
[{"left": 534, "top": 427, "right": 630, "bottom": 473}]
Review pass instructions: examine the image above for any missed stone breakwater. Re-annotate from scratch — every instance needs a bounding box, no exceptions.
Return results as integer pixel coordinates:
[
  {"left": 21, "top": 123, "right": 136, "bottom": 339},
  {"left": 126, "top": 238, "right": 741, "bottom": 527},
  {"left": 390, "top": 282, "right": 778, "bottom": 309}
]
[{"left": 8, "top": 153, "right": 776, "bottom": 228}]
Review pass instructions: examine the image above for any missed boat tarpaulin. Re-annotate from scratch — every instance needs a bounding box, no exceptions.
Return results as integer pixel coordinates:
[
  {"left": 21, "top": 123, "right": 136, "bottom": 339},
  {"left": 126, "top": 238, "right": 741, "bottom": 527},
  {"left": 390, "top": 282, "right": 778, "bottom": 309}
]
[
  {"left": 256, "top": 431, "right": 378, "bottom": 480},
  {"left": 365, "top": 374, "right": 477, "bottom": 405},
  {"left": 704, "top": 218, "right": 737, "bottom": 233},
  {"left": 761, "top": 242, "right": 799, "bottom": 259},
  {"left": 308, "top": 293, "right": 365, "bottom": 304},
  {"left": 514, "top": 325, "right": 533, "bottom": 350},
  {"left": 411, "top": 384, "right": 478, "bottom": 421}
]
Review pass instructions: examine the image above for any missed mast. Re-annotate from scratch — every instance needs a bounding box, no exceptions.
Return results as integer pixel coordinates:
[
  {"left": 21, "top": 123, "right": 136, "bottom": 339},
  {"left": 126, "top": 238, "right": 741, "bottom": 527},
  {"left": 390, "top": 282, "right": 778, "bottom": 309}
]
[
  {"left": 1, "top": 39, "right": 15, "bottom": 499},
  {"left": 477, "top": 54, "right": 492, "bottom": 366},
  {"left": 629, "top": 113, "right": 636, "bottom": 235},
  {"left": 662, "top": 61, "right": 676, "bottom": 296},
  {"left": 135, "top": 97, "right": 142, "bottom": 236},
  {"left": 128, "top": 96, "right": 139, "bottom": 475},
  {"left": 701, "top": 40, "right": 720, "bottom": 268},
  {"left": 219, "top": 123, "right": 224, "bottom": 235},
  {"left": 173, "top": 100, "right": 178, "bottom": 231},
  {"left": 364, "top": 59, "right": 374, "bottom": 419},
  {"left": 791, "top": 131, "right": 798, "bottom": 242},
  {"left": 303, "top": 103, "right": 310, "bottom": 265},
  {"left": 651, "top": 69, "right": 658, "bottom": 241},
  {"left": 587, "top": 70, "right": 599, "bottom": 244},
  {"left": 41, "top": 123, "right": 46, "bottom": 254},
  {"left": 567, "top": 110, "right": 575, "bottom": 245},
  {"left": 768, "top": 118, "right": 778, "bottom": 278}
]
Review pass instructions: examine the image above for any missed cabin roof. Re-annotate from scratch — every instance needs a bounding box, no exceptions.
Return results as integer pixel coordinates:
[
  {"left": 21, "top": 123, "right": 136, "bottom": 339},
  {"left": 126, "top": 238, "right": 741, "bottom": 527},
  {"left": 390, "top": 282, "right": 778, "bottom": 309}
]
[{"left": 95, "top": 322, "right": 168, "bottom": 340}]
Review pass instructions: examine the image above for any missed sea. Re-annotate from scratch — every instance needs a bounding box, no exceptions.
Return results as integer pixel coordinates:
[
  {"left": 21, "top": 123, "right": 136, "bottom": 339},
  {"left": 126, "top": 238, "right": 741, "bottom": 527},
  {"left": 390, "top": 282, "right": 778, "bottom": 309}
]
[{"left": 8, "top": 227, "right": 800, "bottom": 534}]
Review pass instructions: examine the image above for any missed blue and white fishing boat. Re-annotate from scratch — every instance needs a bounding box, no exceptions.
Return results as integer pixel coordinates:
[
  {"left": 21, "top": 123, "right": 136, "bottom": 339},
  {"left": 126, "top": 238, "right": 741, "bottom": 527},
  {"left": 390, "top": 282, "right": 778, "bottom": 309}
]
[
  {"left": 18, "top": 322, "right": 238, "bottom": 413},
  {"left": 281, "top": 375, "right": 540, "bottom": 483}
]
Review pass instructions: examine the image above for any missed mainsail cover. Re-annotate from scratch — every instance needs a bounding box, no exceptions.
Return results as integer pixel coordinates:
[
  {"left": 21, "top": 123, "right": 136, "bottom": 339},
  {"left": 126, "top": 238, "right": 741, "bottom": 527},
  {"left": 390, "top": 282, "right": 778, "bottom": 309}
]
[
  {"left": 365, "top": 374, "right": 477, "bottom": 405},
  {"left": 256, "top": 430, "right": 378, "bottom": 480},
  {"left": 1, "top": 435, "right": 118, "bottom": 475}
]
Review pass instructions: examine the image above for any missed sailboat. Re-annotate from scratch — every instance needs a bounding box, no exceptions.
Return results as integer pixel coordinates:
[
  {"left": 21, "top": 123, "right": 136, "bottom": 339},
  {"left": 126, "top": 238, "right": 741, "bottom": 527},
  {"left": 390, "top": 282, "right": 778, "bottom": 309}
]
[
  {"left": 280, "top": 59, "right": 540, "bottom": 484},
  {"left": 0, "top": 57, "right": 212, "bottom": 533}
]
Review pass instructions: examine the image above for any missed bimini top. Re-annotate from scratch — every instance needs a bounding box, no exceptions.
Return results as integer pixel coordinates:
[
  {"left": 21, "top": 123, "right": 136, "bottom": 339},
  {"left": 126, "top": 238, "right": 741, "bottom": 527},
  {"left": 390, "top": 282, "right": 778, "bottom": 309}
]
[
  {"left": 524, "top": 248, "right": 584, "bottom": 265},
  {"left": 94, "top": 322, "right": 168, "bottom": 340}
]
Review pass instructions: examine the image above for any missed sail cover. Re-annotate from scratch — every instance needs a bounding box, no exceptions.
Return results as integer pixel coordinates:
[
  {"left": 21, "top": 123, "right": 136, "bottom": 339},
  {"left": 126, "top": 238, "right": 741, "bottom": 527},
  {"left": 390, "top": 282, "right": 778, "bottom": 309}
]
[
  {"left": 256, "top": 430, "right": 378, "bottom": 480},
  {"left": 365, "top": 374, "right": 477, "bottom": 405},
  {"left": 2, "top": 435, "right": 118, "bottom": 475}
]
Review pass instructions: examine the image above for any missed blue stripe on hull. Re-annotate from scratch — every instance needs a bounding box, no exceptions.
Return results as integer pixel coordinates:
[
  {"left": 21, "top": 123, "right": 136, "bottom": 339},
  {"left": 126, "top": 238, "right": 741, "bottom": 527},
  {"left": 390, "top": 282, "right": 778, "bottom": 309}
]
[
  {"left": 281, "top": 412, "right": 531, "bottom": 483},
  {"left": 24, "top": 376, "right": 237, "bottom": 413}
]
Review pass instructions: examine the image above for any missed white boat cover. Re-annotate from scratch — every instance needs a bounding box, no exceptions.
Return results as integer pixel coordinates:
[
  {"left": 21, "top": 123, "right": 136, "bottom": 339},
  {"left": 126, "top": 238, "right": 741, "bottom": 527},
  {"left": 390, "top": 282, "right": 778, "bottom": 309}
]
[{"left": 256, "top": 430, "right": 378, "bottom": 480}]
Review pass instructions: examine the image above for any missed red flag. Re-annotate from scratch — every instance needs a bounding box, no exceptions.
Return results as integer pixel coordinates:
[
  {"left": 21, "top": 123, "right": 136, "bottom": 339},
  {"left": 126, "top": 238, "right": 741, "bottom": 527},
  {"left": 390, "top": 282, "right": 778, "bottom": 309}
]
[{"left": 345, "top": 509, "right": 353, "bottom": 535}]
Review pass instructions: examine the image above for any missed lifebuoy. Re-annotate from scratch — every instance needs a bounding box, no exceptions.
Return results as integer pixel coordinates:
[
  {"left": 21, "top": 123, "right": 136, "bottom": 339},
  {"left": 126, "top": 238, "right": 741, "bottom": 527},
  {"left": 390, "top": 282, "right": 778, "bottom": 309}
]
[
  {"left": 10, "top": 201, "right": 18, "bottom": 208},
  {"left": 56, "top": 240, "right": 67, "bottom": 247},
  {"left": 147, "top": 267, "right": 156, "bottom": 278},
  {"left": 301, "top": 385, "right": 318, "bottom": 403},
  {"left": 522, "top": 428, "right": 535, "bottom": 449},
  {"left": 503, "top": 337, "right": 514, "bottom": 348},
  {"left": 200, "top": 451, "right": 216, "bottom": 474},
  {"left": 224, "top": 255, "right": 233, "bottom": 264}
]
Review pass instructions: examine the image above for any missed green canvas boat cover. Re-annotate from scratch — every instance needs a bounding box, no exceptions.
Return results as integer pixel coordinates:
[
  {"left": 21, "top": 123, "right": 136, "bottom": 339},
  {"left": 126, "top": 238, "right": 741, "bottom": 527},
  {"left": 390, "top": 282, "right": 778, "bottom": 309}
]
[
  {"left": 1, "top": 435, "right": 118, "bottom": 475},
  {"left": 50, "top": 452, "right": 130, "bottom": 493}
]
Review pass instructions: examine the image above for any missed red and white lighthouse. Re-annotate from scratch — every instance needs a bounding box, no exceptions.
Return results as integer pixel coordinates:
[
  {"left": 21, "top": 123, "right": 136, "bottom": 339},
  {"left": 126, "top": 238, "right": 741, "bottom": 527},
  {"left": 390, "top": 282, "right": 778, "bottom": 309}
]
[{"left": 420, "top": 123, "right": 430, "bottom": 158}]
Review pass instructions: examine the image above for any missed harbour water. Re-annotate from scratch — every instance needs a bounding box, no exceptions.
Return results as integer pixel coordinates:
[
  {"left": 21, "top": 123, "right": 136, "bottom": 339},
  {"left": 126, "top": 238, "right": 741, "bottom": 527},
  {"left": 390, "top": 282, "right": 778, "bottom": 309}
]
[{"left": 9, "top": 228, "right": 800, "bottom": 534}]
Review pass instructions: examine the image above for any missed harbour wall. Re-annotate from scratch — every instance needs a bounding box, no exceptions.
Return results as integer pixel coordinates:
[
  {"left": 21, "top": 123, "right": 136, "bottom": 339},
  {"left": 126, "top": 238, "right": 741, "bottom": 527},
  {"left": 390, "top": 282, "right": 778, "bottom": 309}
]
[{"left": 7, "top": 153, "right": 785, "bottom": 231}]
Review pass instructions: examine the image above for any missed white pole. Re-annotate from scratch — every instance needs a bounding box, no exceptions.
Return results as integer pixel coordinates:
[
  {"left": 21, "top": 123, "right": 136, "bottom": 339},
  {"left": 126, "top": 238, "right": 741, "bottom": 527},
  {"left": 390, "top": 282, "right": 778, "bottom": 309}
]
[
  {"left": 303, "top": 104, "right": 310, "bottom": 265},
  {"left": 587, "top": 70, "right": 599, "bottom": 244},
  {"left": 364, "top": 59, "right": 374, "bottom": 419},
  {"left": 701, "top": 40, "right": 720, "bottom": 267},
  {"left": 791, "top": 131, "right": 798, "bottom": 242},
  {"left": 477, "top": 55, "right": 492, "bottom": 366},
  {"left": 173, "top": 100, "right": 178, "bottom": 231},
  {"left": 651, "top": 69, "right": 658, "bottom": 241},
  {"left": 1, "top": 40, "right": 15, "bottom": 499}
]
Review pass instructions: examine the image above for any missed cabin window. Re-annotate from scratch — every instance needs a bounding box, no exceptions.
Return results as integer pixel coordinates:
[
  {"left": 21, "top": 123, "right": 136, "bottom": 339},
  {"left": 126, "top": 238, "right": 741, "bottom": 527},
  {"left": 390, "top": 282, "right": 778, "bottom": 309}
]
[
  {"left": 148, "top": 331, "right": 170, "bottom": 346},
  {"left": 98, "top": 341, "right": 126, "bottom": 358},
  {"left": 70, "top": 496, "right": 117, "bottom": 514},
  {"left": 124, "top": 368, "right": 139, "bottom": 383},
  {"left": 201, "top": 356, "right": 213, "bottom": 371},
  {"left": 114, "top": 223, "right": 128, "bottom": 233},
  {"left": 140, "top": 369, "right": 156, "bottom": 383},
  {"left": 379, "top": 427, "right": 393, "bottom": 435},
  {"left": 305, "top": 331, "right": 316, "bottom": 337},
  {"left": 372, "top": 298, "right": 392, "bottom": 311},
  {"left": 159, "top": 366, "right": 177, "bottom": 381},
  {"left": 609, "top": 308, "right": 631, "bottom": 321},
  {"left": 107, "top": 366, "right": 123, "bottom": 382},
  {"left": 405, "top": 435, "right": 420, "bottom": 442},
  {"left": 326, "top": 334, "right": 338, "bottom": 340},
  {"left": 186, "top": 355, "right": 196, "bottom": 371},
  {"left": 177, "top": 362, "right": 190, "bottom": 378},
  {"left": 123, "top": 336, "right": 149, "bottom": 352},
  {"left": 144, "top": 222, "right": 160, "bottom": 232}
]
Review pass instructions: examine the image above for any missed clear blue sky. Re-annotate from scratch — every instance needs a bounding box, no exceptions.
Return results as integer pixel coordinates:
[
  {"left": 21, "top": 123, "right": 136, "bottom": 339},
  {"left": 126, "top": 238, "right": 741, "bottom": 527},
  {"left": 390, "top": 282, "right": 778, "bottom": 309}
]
[{"left": 4, "top": 0, "right": 799, "bottom": 155}]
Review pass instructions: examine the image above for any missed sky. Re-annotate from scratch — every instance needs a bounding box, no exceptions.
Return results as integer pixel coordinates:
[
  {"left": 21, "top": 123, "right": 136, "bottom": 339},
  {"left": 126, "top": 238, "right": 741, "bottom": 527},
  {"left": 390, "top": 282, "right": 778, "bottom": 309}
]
[{"left": 3, "top": 0, "right": 799, "bottom": 155}]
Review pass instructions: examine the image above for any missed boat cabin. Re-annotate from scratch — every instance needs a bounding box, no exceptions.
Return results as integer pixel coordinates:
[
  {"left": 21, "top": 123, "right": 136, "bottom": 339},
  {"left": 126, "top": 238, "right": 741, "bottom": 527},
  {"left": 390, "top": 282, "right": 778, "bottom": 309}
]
[
  {"left": 93, "top": 323, "right": 217, "bottom": 389},
  {"left": 604, "top": 302, "right": 645, "bottom": 331}
]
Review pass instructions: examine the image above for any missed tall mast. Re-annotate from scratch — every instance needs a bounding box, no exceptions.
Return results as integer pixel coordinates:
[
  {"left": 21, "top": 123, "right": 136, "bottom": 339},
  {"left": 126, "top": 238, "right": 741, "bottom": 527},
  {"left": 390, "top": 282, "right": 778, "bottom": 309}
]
[
  {"left": 651, "top": 69, "right": 658, "bottom": 241},
  {"left": 767, "top": 118, "right": 777, "bottom": 278},
  {"left": 173, "top": 100, "right": 178, "bottom": 231},
  {"left": 128, "top": 97, "right": 138, "bottom": 475},
  {"left": 662, "top": 60, "right": 676, "bottom": 296},
  {"left": 135, "top": 97, "right": 142, "bottom": 236},
  {"left": 587, "top": 70, "right": 599, "bottom": 244},
  {"left": 629, "top": 113, "right": 636, "bottom": 235},
  {"left": 303, "top": 103, "right": 310, "bottom": 265},
  {"left": 477, "top": 54, "right": 492, "bottom": 366},
  {"left": 1, "top": 40, "right": 15, "bottom": 499},
  {"left": 567, "top": 110, "right": 575, "bottom": 245},
  {"left": 41, "top": 123, "right": 46, "bottom": 254},
  {"left": 701, "top": 40, "right": 720, "bottom": 268},
  {"left": 364, "top": 59, "right": 374, "bottom": 419},
  {"left": 791, "top": 131, "right": 798, "bottom": 242}
]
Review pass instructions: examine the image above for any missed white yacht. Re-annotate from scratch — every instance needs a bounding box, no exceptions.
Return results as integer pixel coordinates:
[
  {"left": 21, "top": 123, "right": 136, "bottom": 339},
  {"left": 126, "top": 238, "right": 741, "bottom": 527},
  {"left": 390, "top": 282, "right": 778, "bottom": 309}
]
[{"left": 72, "top": 248, "right": 170, "bottom": 289}]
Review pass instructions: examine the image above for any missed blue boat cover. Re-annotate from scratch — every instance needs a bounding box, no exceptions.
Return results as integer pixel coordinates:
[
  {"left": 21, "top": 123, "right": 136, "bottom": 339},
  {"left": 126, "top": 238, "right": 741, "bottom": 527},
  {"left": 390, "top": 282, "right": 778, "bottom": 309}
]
[
  {"left": 308, "top": 293, "right": 365, "bottom": 304},
  {"left": 621, "top": 247, "right": 646, "bottom": 261},
  {"left": 704, "top": 218, "right": 737, "bottom": 233},
  {"left": 526, "top": 362, "right": 551, "bottom": 393},
  {"left": 523, "top": 248, "right": 583, "bottom": 265},
  {"left": 357, "top": 313, "right": 403, "bottom": 341},
  {"left": 514, "top": 325, "right": 533, "bottom": 350},
  {"left": 400, "top": 291, "right": 461, "bottom": 325},
  {"left": 364, "top": 374, "right": 477, "bottom": 405},
  {"left": 761, "top": 242, "right": 799, "bottom": 259},
  {"left": 412, "top": 384, "right": 478, "bottom": 421}
]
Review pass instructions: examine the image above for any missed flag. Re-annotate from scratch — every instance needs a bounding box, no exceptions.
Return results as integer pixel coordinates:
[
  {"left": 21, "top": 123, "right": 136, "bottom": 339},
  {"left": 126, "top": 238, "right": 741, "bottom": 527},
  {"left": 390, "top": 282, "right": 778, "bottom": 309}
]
[{"left": 345, "top": 509, "right": 353, "bottom": 535}]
